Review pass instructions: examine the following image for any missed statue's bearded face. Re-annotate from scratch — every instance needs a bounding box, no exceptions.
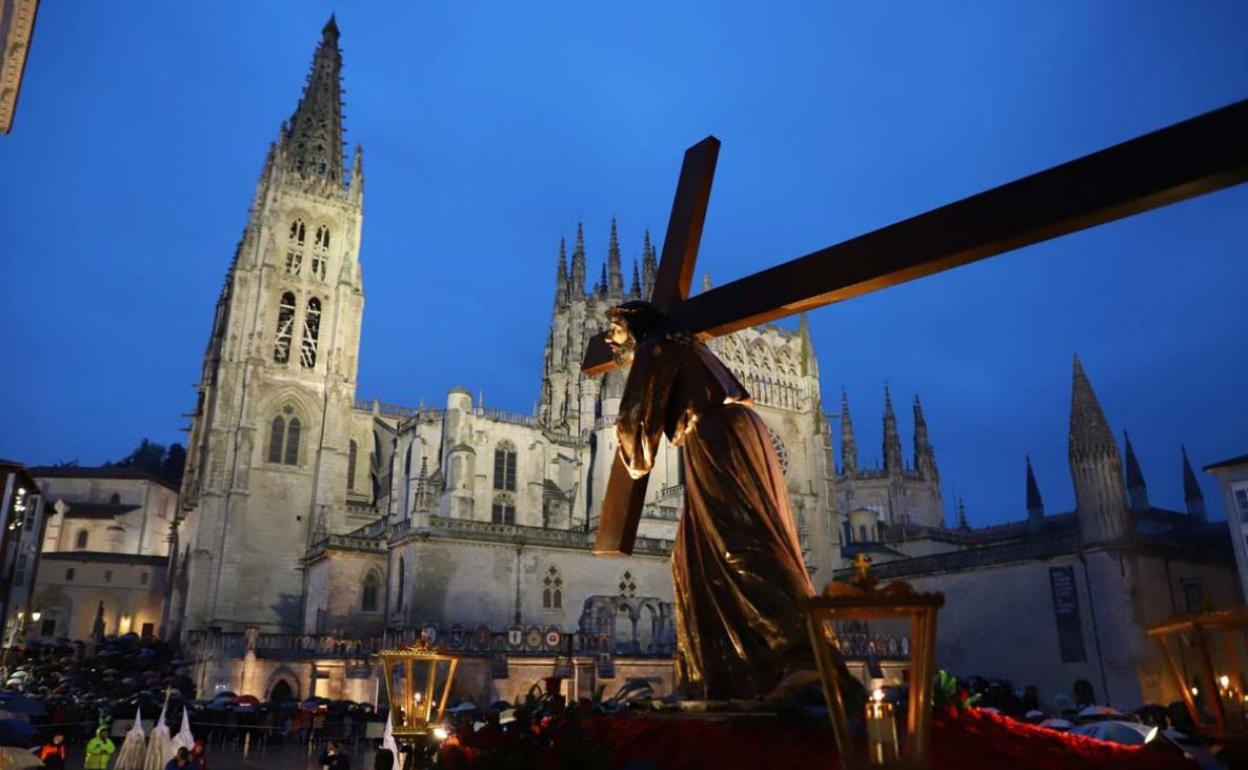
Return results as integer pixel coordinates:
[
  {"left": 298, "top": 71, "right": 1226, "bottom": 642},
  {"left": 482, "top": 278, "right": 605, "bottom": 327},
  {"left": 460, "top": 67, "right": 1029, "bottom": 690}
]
[{"left": 606, "top": 318, "right": 635, "bottom": 366}]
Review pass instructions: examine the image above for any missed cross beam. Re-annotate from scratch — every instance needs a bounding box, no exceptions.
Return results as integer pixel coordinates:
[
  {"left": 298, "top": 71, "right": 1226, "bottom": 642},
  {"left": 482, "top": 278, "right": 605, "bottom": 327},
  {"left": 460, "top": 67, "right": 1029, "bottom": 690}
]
[{"left": 585, "top": 98, "right": 1248, "bottom": 556}]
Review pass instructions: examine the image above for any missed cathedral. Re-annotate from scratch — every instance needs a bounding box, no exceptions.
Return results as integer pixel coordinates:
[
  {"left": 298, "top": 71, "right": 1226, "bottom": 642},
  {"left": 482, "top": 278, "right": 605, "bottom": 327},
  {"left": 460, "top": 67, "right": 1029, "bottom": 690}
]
[
  {"left": 171, "top": 19, "right": 948, "bottom": 702},
  {"left": 170, "top": 20, "right": 1238, "bottom": 711}
]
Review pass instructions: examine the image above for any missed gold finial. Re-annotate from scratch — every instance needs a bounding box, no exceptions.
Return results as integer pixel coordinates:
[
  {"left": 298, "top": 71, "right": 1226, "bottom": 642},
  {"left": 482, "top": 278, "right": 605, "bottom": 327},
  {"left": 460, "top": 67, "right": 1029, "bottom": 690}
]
[{"left": 852, "top": 552, "right": 873, "bottom": 584}]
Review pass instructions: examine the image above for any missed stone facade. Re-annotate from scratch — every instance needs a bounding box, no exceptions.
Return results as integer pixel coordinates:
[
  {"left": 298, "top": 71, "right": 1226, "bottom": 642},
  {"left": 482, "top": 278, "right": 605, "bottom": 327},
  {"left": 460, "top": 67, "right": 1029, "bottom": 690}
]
[{"left": 27, "top": 467, "right": 176, "bottom": 641}]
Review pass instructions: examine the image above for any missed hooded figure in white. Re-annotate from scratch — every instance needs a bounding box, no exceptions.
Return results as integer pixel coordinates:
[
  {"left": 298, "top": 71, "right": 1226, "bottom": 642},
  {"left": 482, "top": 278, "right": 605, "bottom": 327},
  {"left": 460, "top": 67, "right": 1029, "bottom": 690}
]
[
  {"left": 142, "top": 701, "right": 172, "bottom": 770},
  {"left": 114, "top": 706, "right": 148, "bottom": 770},
  {"left": 168, "top": 707, "right": 195, "bottom": 757}
]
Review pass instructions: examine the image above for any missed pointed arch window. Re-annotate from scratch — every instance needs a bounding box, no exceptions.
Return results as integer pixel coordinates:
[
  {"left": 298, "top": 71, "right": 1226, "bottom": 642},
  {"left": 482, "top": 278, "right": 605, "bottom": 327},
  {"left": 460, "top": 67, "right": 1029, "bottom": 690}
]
[
  {"left": 268, "top": 416, "right": 286, "bottom": 463},
  {"left": 286, "top": 219, "right": 305, "bottom": 275},
  {"left": 311, "top": 225, "right": 330, "bottom": 281},
  {"left": 493, "top": 440, "right": 517, "bottom": 491},
  {"left": 362, "top": 570, "right": 380, "bottom": 612},
  {"left": 542, "top": 565, "right": 563, "bottom": 609},
  {"left": 285, "top": 417, "right": 301, "bottom": 465},
  {"left": 269, "top": 408, "right": 302, "bottom": 466},
  {"left": 347, "top": 440, "right": 358, "bottom": 491},
  {"left": 300, "top": 298, "right": 321, "bottom": 369},
  {"left": 491, "top": 492, "right": 516, "bottom": 525},
  {"left": 274, "top": 292, "right": 296, "bottom": 363}
]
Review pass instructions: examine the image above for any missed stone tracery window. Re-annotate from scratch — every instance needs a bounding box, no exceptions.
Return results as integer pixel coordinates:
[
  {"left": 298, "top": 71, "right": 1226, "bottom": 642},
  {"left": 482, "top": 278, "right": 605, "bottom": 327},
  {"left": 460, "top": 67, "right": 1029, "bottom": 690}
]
[
  {"left": 491, "top": 492, "right": 516, "bottom": 525},
  {"left": 542, "top": 565, "right": 563, "bottom": 609},
  {"left": 268, "top": 407, "right": 302, "bottom": 466},
  {"left": 311, "top": 225, "right": 330, "bottom": 281},
  {"left": 493, "top": 440, "right": 517, "bottom": 491},
  {"left": 765, "top": 425, "right": 789, "bottom": 475},
  {"left": 300, "top": 297, "right": 321, "bottom": 369},
  {"left": 286, "top": 219, "right": 305, "bottom": 275},
  {"left": 274, "top": 292, "right": 296, "bottom": 363}
]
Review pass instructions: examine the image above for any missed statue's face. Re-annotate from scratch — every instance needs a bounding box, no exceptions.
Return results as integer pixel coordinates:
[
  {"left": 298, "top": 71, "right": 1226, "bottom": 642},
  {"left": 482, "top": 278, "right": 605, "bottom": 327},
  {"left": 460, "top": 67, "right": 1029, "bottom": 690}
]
[{"left": 606, "top": 318, "right": 635, "bottom": 366}]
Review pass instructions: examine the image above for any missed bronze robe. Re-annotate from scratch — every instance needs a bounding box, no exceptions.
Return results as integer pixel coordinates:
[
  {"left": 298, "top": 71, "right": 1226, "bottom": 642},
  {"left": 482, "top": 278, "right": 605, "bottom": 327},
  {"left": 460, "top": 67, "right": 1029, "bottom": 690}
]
[{"left": 616, "top": 333, "right": 818, "bottom": 699}]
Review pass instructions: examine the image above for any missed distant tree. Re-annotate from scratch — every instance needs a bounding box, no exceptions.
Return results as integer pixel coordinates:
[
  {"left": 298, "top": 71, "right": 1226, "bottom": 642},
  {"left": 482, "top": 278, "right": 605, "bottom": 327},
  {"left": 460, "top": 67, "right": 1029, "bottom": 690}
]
[
  {"left": 161, "top": 443, "right": 186, "bottom": 487},
  {"left": 108, "top": 438, "right": 167, "bottom": 475}
]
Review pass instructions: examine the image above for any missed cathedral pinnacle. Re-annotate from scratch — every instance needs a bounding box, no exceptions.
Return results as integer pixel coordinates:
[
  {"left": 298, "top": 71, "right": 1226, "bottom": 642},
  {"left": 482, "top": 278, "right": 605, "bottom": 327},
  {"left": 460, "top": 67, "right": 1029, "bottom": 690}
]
[
  {"left": 283, "top": 16, "right": 347, "bottom": 185},
  {"left": 630, "top": 260, "right": 641, "bottom": 298},
  {"left": 1068, "top": 355, "right": 1117, "bottom": 461},
  {"left": 840, "top": 390, "right": 858, "bottom": 477},
  {"left": 607, "top": 217, "right": 624, "bottom": 296},
  {"left": 1026, "top": 455, "right": 1045, "bottom": 522},
  {"left": 1123, "top": 431, "right": 1149, "bottom": 513},
  {"left": 957, "top": 498, "right": 970, "bottom": 530},
  {"left": 571, "top": 221, "right": 586, "bottom": 294},
  {"left": 883, "top": 385, "right": 902, "bottom": 473},
  {"left": 555, "top": 237, "right": 568, "bottom": 302},
  {"left": 1182, "top": 445, "right": 1206, "bottom": 520},
  {"left": 641, "top": 229, "right": 657, "bottom": 299},
  {"left": 913, "top": 394, "right": 936, "bottom": 479}
]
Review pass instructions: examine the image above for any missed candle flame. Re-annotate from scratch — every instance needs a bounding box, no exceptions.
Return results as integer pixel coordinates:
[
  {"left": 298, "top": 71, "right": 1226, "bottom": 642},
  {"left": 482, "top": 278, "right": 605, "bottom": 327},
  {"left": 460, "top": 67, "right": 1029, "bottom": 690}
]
[
  {"left": 1219, "top": 675, "right": 1230, "bottom": 689},
  {"left": 872, "top": 688, "right": 885, "bottom": 703}
]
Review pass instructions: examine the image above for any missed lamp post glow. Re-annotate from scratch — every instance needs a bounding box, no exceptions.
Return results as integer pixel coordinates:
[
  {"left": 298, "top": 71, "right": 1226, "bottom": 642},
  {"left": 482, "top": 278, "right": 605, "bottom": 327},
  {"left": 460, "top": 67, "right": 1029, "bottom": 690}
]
[
  {"left": 802, "top": 554, "right": 944, "bottom": 769},
  {"left": 376, "top": 636, "right": 461, "bottom": 740},
  {"left": 1149, "top": 606, "right": 1248, "bottom": 738}
]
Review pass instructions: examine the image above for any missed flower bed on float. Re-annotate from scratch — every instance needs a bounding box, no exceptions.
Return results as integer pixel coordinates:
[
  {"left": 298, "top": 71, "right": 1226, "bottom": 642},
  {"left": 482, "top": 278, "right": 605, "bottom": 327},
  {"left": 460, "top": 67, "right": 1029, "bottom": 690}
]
[{"left": 437, "top": 702, "right": 1198, "bottom": 770}]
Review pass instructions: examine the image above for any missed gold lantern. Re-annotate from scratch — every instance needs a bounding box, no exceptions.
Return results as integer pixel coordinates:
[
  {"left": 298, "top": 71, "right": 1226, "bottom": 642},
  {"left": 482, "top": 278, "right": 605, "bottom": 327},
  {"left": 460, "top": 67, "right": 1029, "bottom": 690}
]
[
  {"left": 1148, "top": 606, "right": 1248, "bottom": 739},
  {"left": 802, "top": 554, "right": 945, "bottom": 769},
  {"left": 377, "top": 637, "right": 461, "bottom": 738}
]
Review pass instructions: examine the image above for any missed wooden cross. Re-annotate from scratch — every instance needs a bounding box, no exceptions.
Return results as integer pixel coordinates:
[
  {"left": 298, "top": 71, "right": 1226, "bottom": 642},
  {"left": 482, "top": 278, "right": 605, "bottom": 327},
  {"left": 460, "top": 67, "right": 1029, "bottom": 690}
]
[{"left": 585, "top": 99, "right": 1248, "bottom": 557}]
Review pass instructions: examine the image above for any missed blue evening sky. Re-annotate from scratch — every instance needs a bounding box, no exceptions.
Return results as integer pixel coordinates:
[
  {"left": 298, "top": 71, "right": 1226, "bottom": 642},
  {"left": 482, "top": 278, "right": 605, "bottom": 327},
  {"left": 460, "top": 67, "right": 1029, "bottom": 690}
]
[{"left": 1, "top": 1, "right": 1245, "bottom": 527}]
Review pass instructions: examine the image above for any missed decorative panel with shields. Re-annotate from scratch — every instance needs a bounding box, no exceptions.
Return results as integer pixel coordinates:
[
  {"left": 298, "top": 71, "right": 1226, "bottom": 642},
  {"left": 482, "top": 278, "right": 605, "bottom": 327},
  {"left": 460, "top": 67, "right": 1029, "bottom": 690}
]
[
  {"left": 802, "top": 555, "right": 945, "bottom": 769},
  {"left": 376, "top": 639, "right": 461, "bottom": 738},
  {"left": 1148, "top": 607, "right": 1248, "bottom": 739}
]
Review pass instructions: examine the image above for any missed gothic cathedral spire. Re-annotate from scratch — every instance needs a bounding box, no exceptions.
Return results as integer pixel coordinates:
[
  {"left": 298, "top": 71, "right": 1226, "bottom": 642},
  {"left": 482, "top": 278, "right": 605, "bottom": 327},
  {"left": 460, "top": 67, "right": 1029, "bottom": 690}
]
[
  {"left": 913, "top": 394, "right": 937, "bottom": 480},
  {"left": 641, "top": 229, "right": 657, "bottom": 299},
  {"left": 283, "top": 15, "right": 346, "bottom": 184},
  {"left": 1067, "top": 355, "right": 1131, "bottom": 546},
  {"left": 571, "top": 221, "right": 586, "bottom": 295},
  {"left": 883, "top": 386, "right": 903, "bottom": 474},
  {"left": 1182, "top": 445, "right": 1206, "bottom": 520},
  {"left": 1123, "top": 430, "right": 1149, "bottom": 513},
  {"left": 840, "top": 391, "right": 857, "bottom": 477},
  {"left": 607, "top": 217, "right": 624, "bottom": 296}
]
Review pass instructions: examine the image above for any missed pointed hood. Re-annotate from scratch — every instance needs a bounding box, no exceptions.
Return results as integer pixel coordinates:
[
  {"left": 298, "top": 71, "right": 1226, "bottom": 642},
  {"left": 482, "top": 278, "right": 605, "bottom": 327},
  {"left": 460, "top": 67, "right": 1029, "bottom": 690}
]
[
  {"left": 283, "top": 16, "right": 346, "bottom": 184},
  {"left": 1182, "top": 445, "right": 1206, "bottom": 520},
  {"left": 1123, "top": 431, "right": 1149, "bottom": 513}
]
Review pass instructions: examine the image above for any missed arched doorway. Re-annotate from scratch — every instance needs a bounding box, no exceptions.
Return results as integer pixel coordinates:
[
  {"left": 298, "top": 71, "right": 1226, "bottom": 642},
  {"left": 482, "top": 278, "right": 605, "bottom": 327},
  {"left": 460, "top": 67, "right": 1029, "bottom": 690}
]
[{"left": 269, "top": 679, "right": 295, "bottom": 703}]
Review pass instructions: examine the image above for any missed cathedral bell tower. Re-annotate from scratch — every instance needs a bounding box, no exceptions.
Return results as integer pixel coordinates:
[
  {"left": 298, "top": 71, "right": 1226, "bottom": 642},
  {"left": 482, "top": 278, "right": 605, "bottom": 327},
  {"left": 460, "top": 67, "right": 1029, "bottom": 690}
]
[{"left": 176, "top": 16, "right": 366, "bottom": 633}]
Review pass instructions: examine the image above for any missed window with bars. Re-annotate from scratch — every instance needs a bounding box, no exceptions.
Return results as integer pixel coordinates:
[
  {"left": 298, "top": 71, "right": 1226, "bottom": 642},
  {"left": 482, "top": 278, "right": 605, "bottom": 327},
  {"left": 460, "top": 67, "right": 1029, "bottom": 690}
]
[
  {"left": 542, "top": 565, "right": 563, "bottom": 609},
  {"left": 300, "top": 297, "right": 322, "bottom": 368},
  {"left": 311, "top": 224, "right": 330, "bottom": 281},
  {"left": 286, "top": 219, "right": 305, "bottom": 275},
  {"left": 268, "top": 408, "right": 302, "bottom": 466},
  {"left": 274, "top": 292, "right": 296, "bottom": 363},
  {"left": 491, "top": 493, "right": 516, "bottom": 525},
  {"left": 493, "top": 441, "right": 517, "bottom": 491}
]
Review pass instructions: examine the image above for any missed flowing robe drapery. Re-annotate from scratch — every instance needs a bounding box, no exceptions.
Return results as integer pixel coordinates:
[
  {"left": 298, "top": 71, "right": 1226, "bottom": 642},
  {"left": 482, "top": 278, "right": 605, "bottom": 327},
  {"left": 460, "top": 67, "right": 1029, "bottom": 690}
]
[{"left": 615, "top": 333, "right": 828, "bottom": 699}]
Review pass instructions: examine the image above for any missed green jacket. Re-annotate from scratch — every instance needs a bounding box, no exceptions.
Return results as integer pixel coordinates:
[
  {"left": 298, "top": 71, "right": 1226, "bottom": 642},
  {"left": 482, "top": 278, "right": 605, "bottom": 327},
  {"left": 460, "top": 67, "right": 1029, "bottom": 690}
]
[{"left": 85, "top": 733, "right": 115, "bottom": 770}]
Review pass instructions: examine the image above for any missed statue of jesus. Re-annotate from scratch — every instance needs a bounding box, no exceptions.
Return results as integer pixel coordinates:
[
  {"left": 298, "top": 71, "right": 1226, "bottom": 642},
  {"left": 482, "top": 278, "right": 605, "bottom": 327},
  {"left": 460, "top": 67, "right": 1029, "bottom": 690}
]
[{"left": 605, "top": 300, "right": 853, "bottom": 700}]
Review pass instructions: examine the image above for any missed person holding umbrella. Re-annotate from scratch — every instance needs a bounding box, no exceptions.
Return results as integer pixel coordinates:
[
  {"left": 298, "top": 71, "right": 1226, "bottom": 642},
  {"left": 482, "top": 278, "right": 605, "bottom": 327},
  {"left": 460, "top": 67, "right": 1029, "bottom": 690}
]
[{"left": 85, "top": 724, "right": 116, "bottom": 769}]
